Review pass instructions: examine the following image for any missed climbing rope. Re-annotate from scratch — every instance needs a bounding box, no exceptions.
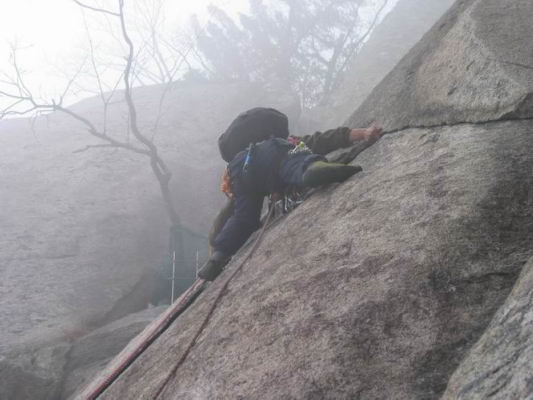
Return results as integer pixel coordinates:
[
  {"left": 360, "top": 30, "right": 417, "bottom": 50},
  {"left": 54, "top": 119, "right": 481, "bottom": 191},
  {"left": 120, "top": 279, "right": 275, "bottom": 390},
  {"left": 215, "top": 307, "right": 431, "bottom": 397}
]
[{"left": 153, "top": 205, "right": 276, "bottom": 399}]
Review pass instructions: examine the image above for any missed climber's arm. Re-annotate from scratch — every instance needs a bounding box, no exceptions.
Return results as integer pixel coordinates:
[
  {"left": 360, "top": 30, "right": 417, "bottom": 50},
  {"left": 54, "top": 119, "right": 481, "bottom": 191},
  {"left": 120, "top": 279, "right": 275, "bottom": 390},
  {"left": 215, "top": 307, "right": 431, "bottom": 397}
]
[
  {"left": 297, "top": 123, "right": 383, "bottom": 155},
  {"left": 208, "top": 197, "right": 235, "bottom": 254},
  {"left": 297, "top": 127, "right": 351, "bottom": 155}
]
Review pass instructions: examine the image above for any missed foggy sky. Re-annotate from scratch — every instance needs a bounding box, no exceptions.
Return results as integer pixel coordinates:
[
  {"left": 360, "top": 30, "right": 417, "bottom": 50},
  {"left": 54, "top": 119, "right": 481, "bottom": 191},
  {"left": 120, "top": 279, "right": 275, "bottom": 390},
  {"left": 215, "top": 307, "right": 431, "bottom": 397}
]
[
  {"left": 0, "top": 0, "right": 248, "bottom": 109},
  {"left": 0, "top": 0, "right": 397, "bottom": 112}
]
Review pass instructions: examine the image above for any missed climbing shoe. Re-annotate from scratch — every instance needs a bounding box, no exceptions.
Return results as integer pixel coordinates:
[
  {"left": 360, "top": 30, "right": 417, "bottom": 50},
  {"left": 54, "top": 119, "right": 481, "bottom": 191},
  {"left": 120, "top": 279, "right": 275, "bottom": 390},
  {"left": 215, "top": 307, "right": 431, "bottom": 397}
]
[
  {"left": 198, "top": 251, "right": 230, "bottom": 281},
  {"left": 302, "top": 161, "right": 362, "bottom": 188}
]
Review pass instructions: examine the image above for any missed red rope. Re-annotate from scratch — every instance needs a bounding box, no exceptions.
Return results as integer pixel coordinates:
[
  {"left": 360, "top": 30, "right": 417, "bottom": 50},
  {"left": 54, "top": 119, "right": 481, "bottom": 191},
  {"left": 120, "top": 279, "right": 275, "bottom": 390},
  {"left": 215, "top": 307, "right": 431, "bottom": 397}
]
[{"left": 153, "top": 206, "right": 276, "bottom": 399}]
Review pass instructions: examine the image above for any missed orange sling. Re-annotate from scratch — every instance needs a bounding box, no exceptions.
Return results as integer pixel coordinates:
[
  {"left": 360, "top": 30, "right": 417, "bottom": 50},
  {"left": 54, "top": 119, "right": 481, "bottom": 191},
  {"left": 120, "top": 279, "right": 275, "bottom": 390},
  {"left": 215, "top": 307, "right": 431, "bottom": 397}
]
[{"left": 220, "top": 167, "right": 233, "bottom": 198}]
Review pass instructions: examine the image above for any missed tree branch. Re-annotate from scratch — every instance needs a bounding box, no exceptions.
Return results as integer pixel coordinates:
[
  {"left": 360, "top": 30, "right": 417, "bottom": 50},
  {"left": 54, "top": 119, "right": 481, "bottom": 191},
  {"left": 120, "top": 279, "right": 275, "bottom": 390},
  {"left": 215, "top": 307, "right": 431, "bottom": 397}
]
[
  {"left": 334, "top": 0, "right": 390, "bottom": 84},
  {"left": 1, "top": 0, "right": 183, "bottom": 230},
  {"left": 116, "top": 0, "right": 179, "bottom": 224},
  {"left": 73, "top": 143, "right": 117, "bottom": 153},
  {"left": 72, "top": 0, "right": 120, "bottom": 17}
]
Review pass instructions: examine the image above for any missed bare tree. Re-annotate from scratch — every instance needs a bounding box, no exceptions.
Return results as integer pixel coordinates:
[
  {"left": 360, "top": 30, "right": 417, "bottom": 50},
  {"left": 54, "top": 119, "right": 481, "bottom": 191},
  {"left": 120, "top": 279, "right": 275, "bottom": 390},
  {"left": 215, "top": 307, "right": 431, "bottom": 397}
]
[
  {"left": 2, "top": 0, "right": 182, "bottom": 224},
  {"left": 0, "top": 0, "right": 188, "bottom": 292}
]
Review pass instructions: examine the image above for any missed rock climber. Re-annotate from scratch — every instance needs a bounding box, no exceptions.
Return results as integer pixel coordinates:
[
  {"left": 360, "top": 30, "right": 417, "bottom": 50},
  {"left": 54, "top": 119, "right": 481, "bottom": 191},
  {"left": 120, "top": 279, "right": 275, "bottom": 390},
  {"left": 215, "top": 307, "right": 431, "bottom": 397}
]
[{"left": 199, "top": 107, "right": 382, "bottom": 281}]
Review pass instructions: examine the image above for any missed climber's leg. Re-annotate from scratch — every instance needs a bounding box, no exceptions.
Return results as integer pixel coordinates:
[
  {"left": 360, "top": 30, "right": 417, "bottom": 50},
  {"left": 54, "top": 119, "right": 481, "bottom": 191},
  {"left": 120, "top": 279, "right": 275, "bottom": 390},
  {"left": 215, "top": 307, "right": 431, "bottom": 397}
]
[
  {"left": 199, "top": 181, "right": 263, "bottom": 281},
  {"left": 302, "top": 161, "right": 362, "bottom": 187},
  {"left": 279, "top": 153, "right": 362, "bottom": 188}
]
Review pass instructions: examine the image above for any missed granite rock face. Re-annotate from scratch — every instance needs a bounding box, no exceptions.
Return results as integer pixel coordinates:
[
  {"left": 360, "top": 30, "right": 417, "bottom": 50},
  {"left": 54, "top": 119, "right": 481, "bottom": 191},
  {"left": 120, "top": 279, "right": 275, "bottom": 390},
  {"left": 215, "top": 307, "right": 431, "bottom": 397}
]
[
  {"left": 84, "top": 0, "right": 533, "bottom": 398},
  {"left": 7, "top": 0, "right": 533, "bottom": 398},
  {"left": 97, "top": 118, "right": 533, "bottom": 400},
  {"left": 347, "top": 0, "right": 533, "bottom": 131},
  {"left": 442, "top": 257, "right": 533, "bottom": 400}
]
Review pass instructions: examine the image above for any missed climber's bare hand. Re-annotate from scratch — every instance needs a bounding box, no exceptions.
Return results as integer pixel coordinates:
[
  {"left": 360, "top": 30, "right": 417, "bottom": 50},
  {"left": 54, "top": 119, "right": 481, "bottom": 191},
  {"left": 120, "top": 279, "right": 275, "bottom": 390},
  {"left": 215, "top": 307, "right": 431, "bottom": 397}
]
[
  {"left": 350, "top": 123, "right": 383, "bottom": 143},
  {"left": 364, "top": 123, "right": 383, "bottom": 142}
]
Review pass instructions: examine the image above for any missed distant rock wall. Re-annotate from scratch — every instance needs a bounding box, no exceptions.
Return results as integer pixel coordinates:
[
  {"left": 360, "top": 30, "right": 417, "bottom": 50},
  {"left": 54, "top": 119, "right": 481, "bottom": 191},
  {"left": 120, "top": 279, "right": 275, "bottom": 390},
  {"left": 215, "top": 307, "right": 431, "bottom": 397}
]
[
  {"left": 62, "top": 306, "right": 166, "bottom": 400},
  {"left": 0, "top": 81, "right": 298, "bottom": 398},
  {"left": 0, "top": 341, "right": 70, "bottom": 400},
  {"left": 0, "top": 307, "right": 165, "bottom": 400}
]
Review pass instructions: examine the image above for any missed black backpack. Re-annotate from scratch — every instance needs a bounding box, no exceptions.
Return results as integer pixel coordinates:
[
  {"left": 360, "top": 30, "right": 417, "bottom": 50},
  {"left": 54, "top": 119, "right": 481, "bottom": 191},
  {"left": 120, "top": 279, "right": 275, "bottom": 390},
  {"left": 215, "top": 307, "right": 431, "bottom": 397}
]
[{"left": 218, "top": 107, "right": 290, "bottom": 162}]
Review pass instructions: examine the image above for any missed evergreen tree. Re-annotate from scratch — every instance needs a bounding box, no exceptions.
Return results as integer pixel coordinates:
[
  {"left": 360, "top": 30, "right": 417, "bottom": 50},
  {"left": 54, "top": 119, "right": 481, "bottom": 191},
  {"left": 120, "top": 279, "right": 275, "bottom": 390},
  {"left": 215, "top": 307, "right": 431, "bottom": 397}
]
[{"left": 192, "top": 0, "right": 389, "bottom": 109}]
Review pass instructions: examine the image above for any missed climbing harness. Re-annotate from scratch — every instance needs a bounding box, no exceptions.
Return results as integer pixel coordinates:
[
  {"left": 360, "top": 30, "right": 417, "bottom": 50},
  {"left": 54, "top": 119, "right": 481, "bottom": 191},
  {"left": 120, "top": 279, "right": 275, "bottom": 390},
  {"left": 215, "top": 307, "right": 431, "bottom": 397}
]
[
  {"left": 153, "top": 205, "right": 276, "bottom": 399},
  {"left": 288, "top": 139, "right": 311, "bottom": 156}
]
